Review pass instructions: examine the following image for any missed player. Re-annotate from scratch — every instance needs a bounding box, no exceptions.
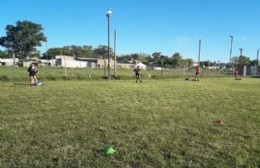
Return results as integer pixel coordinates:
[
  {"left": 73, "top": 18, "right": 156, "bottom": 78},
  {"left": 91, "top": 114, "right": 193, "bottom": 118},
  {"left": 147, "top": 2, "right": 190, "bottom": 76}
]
[
  {"left": 27, "top": 63, "right": 38, "bottom": 86},
  {"left": 195, "top": 65, "right": 200, "bottom": 81},
  {"left": 134, "top": 66, "right": 142, "bottom": 83}
]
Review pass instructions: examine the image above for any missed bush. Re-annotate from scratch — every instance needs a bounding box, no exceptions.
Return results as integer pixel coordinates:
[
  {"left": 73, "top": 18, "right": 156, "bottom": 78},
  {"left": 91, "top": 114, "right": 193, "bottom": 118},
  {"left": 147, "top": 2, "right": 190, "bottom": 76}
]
[{"left": 0, "top": 75, "right": 9, "bottom": 81}]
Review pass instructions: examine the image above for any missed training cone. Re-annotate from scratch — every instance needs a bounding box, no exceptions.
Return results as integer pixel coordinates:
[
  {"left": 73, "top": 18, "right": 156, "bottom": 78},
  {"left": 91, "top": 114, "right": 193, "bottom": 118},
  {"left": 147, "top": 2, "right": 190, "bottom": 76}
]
[
  {"left": 216, "top": 120, "right": 224, "bottom": 125},
  {"left": 104, "top": 147, "right": 116, "bottom": 155}
]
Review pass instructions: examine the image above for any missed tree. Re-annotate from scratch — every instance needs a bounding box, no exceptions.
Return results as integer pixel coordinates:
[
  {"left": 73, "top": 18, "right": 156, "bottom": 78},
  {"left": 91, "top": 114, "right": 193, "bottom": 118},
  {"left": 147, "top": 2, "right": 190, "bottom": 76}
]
[
  {"left": 0, "top": 20, "right": 46, "bottom": 60},
  {"left": 249, "top": 59, "right": 259, "bottom": 66},
  {"left": 44, "top": 48, "right": 62, "bottom": 60},
  {"left": 152, "top": 52, "right": 161, "bottom": 63},
  {"left": 93, "top": 45, "right": 113, "bottom": 58},
  {"left": 138, "top": 53, "right": 150, "bottom": 63},
  {"left": 0, "top": 50, "right": 10, "bottom": 58},
  {"left": 82, "top": 45, "right": 94, "bottom": 58},
  {"left": 201, "top": 60, "right": 212, "bottom": 67},
  {"left": 185, "top": 58, "right": 194, "bottom": 68},
  {"left": 170, "top": 53, "right": 182, "bottom": 67},
  {"left": 238, "top": 55, "right": 250, "bottom": 66},
  {"left": 233, "top": 55, "right": 251, "bottom": 66}
]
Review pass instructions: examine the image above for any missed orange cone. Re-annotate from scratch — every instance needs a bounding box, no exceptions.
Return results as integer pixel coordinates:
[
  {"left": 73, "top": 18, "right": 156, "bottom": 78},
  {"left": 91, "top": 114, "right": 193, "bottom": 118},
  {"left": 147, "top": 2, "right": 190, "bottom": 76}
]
[{"left": 216, "top": 120, "right": 224, "bottom": 125}]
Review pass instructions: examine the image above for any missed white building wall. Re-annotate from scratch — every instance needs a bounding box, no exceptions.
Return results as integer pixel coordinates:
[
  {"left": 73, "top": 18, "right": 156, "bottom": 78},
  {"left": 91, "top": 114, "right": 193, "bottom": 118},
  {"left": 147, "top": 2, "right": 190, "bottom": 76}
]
[
  {"left": 0, "top": 58, "right": 19, "bottom": 66},
  {"left": 61, "top": 59, "right": 88, "bottom": 68}
]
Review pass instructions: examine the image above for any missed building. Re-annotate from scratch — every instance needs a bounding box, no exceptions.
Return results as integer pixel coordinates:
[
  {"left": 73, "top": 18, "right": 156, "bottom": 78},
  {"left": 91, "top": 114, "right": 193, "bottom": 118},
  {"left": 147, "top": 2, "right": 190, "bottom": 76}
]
[
  {"left": 55, "top": 55, "right": 88, "bottom": 68},
  {"left": 0, "top": 58, "right": 19, "bottom": 66},
  {"left": 1, "top": 55, "right": 147, "bottom": 70}
]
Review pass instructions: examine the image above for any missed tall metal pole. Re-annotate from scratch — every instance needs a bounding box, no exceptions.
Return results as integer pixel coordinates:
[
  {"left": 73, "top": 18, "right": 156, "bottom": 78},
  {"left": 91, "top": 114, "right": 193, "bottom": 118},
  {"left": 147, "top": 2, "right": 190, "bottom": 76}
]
[
  {"left": 257, "top": 48, "right": 259, "bottom": 66},
  {"left": 229, "top": 35, "right": 233, "bottom": 65},
  {"left": 239, "top": 48, "right": 245, "bottom": 77},
  {"left": 13, "top": 53, "right": 16, "bottom": 78},
  {"left": 46, "top": 38, "right": 49, "bottom": 67},
  {"left": 61, "top": 49, "right": 67, "bottom": 76},
  {"left": 114, "top": 29, "right": 117, "bottom": 77},
  {"left": 106, "top": 10, "right": 112, "bottom": 80},
  {"left": 239, "top": 48, "right": 243, "bottom": 57},
  {"left": 104, "top": 59, "right": 106, "bottom": 77},
  {"left": 198, "top": 39, "right": 201, "bottom": 66}
]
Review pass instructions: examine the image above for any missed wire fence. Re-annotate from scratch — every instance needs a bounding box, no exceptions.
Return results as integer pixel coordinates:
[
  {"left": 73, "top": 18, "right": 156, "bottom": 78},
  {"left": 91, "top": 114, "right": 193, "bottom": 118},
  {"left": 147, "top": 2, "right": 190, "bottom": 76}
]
[{"left": 1, "top": 66, "right": 247, "bottom": 82}]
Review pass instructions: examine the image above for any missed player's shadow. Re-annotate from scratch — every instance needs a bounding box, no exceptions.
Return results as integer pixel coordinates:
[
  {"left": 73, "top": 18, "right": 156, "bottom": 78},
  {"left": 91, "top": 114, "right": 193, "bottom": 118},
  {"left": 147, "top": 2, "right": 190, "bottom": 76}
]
[{"left": 13, "top": 83, "right": 31, "bottom": 86}]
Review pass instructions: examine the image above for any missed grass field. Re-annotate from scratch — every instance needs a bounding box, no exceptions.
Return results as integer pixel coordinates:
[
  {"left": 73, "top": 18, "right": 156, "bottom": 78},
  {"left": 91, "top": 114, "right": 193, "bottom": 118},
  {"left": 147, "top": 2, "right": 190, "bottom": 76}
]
[
  {"left": 0, "top": 66, "right": 232, "bottom": 82},
  {"left": 1, "top": 77, "right": 259, "bottom": 167}
]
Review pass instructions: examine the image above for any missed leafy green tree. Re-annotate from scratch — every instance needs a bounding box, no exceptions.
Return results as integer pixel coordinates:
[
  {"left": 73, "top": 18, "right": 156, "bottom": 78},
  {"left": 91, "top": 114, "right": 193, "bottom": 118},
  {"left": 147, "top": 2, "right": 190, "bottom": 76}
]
[
  {"left": 170, "top": 53, "right": 182, "bottom": 66},
  {"left": 93, "top": 45, "right": 113, "bottom": 58},
  {"left": 152, "top": 52, "right": 161, "bottom": 64},
  {"left": 201, "top": 60, "right": 212, "bottom": 67},
  {"left": 233, "top": 55, "right": 250, "bottom": 66},
  {"left": 184, "top": 58, "right": 194, "bottom": 68},
  {"left": 138, "top": 53, "right": 151, "bottom": 63},
  {"left": 0, "top": 21, "right": 47, "bottom": 59},
  {"left": 44, "top": 48, "right": 62, "bottom": 60},
  {"left": 238, "top": 55, "right": 250, "bottom": 66},
  {"left": 0, "top": 50, "right": 10, "bottom": 58},
  {"left": 44, "top": 45, "right": 95, "bottom": 59},
  {"left": 249, "top": 59, "right": 259, "bottom": 66},
  {"left": 117, "top": 54, "right": 132, "bottom": 62},
  {"left": 82, "top": 45, "right": 94, "bottom": 57}
]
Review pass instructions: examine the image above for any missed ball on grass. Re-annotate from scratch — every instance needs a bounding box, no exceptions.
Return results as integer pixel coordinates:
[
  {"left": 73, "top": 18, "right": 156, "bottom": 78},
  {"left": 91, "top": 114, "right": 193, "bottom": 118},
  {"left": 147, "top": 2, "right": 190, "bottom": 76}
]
[{"left": 37, "top": 82, "right": 43, "bottom": 86}]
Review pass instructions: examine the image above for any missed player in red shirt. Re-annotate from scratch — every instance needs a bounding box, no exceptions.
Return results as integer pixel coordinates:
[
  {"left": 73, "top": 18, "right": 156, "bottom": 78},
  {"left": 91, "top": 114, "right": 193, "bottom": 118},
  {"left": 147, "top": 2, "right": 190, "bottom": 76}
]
[{"left": 195, "top": 65, "right": 200, "bottom": 81}]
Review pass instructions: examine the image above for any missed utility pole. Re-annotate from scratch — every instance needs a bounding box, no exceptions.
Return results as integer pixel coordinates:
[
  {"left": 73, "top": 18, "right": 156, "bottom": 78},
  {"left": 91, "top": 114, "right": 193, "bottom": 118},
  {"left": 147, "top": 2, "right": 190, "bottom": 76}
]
[
  {"left": 114, "top": 29, "right": 117, "bottom": 77},
  {"left": 257, "top": 48, "right": 259, "bottom": 66},
  {"left": 239, "top": 48, "right": 243, "bottom": 57},
  {"left": 61, "top": 49, "right": 67, "bottom": 76},
  {"left": 229, "top": 36, "right": 233, "bottom": 72},
  {"left": 13, "top": 53, "right": 16, "bottom": 78},
  {"left": 198, "top": 39, "right": 201, "bottom": 66},
  {"left": 106, "top": 9, "right": 112, "bottom": 80}
]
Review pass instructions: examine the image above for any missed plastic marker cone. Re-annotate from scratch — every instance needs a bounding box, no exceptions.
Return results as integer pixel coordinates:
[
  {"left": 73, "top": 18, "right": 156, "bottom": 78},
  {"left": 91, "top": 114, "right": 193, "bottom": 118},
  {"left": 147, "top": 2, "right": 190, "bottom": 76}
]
[
  {"left": 216, "top": 120, "right": 224, "bottom": 125},
  {"left": 104, "top": 147, "right": 116, "bottom": 155}
]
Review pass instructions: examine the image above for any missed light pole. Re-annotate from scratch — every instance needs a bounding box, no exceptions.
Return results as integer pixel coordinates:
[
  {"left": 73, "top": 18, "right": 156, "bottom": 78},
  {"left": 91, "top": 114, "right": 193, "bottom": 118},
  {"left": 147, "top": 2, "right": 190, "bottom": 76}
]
[
  {"left": 106, "top": 9, "right": 112, "bottom": 80},
  {"left": 239, "top": 48, "right": 245, "bottom": 77},
  {"left": 46, "top": 37, "right": 49, "bottom": 67},
  {"left": 257, "top": 48, "right": 259, "bottom": 66},
  {"left": 229, "top": 35, "right": 233, "bottom": 65},
  {"left": 239, "top": 48, "right": 243, "bottom": 57},
  {"left": 198, "top": 39, "right": 201, "bottom": 66},
  {"left": 114, "top": 29, "right": 117, "bottom": 77}
]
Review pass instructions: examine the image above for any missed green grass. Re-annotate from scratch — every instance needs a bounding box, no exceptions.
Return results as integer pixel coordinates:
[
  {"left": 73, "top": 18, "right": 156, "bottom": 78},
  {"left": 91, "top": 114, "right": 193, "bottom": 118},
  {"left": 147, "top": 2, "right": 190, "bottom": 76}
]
[
  {"left": 1, "top": 78, "right": 259, "bottom": 167},
  {"left": 0, "top": 66, "right": 232, "bottom": 82}
]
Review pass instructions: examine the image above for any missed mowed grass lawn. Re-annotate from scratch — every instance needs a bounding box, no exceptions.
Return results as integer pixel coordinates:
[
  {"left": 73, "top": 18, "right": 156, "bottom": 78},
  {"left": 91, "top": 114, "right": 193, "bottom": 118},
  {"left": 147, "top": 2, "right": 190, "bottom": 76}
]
[{"left": 1, "top": 78, "right": 259, "bottom": 167}]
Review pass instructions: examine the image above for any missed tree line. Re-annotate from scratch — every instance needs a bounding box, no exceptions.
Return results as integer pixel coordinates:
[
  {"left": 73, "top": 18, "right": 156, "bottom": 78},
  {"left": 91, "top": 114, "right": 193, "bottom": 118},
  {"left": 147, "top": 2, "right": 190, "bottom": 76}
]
[{"left": 0, "top": 20, "right": 258, "bottom": 67}]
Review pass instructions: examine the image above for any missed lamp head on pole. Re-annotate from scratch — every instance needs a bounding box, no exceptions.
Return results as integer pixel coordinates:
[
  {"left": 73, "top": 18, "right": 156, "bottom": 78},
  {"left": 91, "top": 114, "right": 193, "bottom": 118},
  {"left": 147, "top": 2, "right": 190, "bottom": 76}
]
[
  {"left": 230, "top": 35, "right": 233, "bottom": 39},
  {"left": 107, "top": 9, "right": 112, "bottom": 17}
]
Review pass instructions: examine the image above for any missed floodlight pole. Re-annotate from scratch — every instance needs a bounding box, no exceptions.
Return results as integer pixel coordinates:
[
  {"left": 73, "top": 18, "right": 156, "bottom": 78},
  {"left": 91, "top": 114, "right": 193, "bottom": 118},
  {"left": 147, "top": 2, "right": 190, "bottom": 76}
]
[
  {"left": 257, "top": 48, "right": 259, "bottom": 66},
  {"left": 106, "top": 9, "right": 112, "bottom": 80},
  {"left": 46, "top": 37, "right": 49, "bottom": 67},
  {"left": 13, "top": 53, "right": 16, "bottom": 78},
  {"left": 61, "top": 49, "right": 67, "bottom": 76},
  {"left": 198, "top": 39, "right": 201, "bottom": 66},
  {"left": 114, "top": 29, "right": 117, "bottom": 77},
  {"left": 239, "top": 48, "right": 243, "bottom": 57},
  {"left": 229, "top": 35, "right": 233, "bottom": 66}
]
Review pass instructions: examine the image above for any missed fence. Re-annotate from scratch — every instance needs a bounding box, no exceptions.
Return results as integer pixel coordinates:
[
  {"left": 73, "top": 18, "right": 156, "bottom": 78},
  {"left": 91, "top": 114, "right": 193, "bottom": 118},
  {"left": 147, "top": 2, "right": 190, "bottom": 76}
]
[{"left": 2, "top": 66, "right": 254, "bottom": 82}]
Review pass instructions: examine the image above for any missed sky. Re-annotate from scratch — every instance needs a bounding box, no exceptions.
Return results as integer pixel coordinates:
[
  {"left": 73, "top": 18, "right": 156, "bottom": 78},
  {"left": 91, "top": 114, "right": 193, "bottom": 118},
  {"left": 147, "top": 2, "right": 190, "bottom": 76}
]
[{"left": 1, "top": 0, "right": 259, "bottom": 63}]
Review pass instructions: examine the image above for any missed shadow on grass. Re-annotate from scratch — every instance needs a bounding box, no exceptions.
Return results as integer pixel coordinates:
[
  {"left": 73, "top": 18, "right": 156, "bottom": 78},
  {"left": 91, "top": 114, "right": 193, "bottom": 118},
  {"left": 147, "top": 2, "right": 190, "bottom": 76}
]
[{"left": 14, "top": 83, "right": 30, "bottom": 86}]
